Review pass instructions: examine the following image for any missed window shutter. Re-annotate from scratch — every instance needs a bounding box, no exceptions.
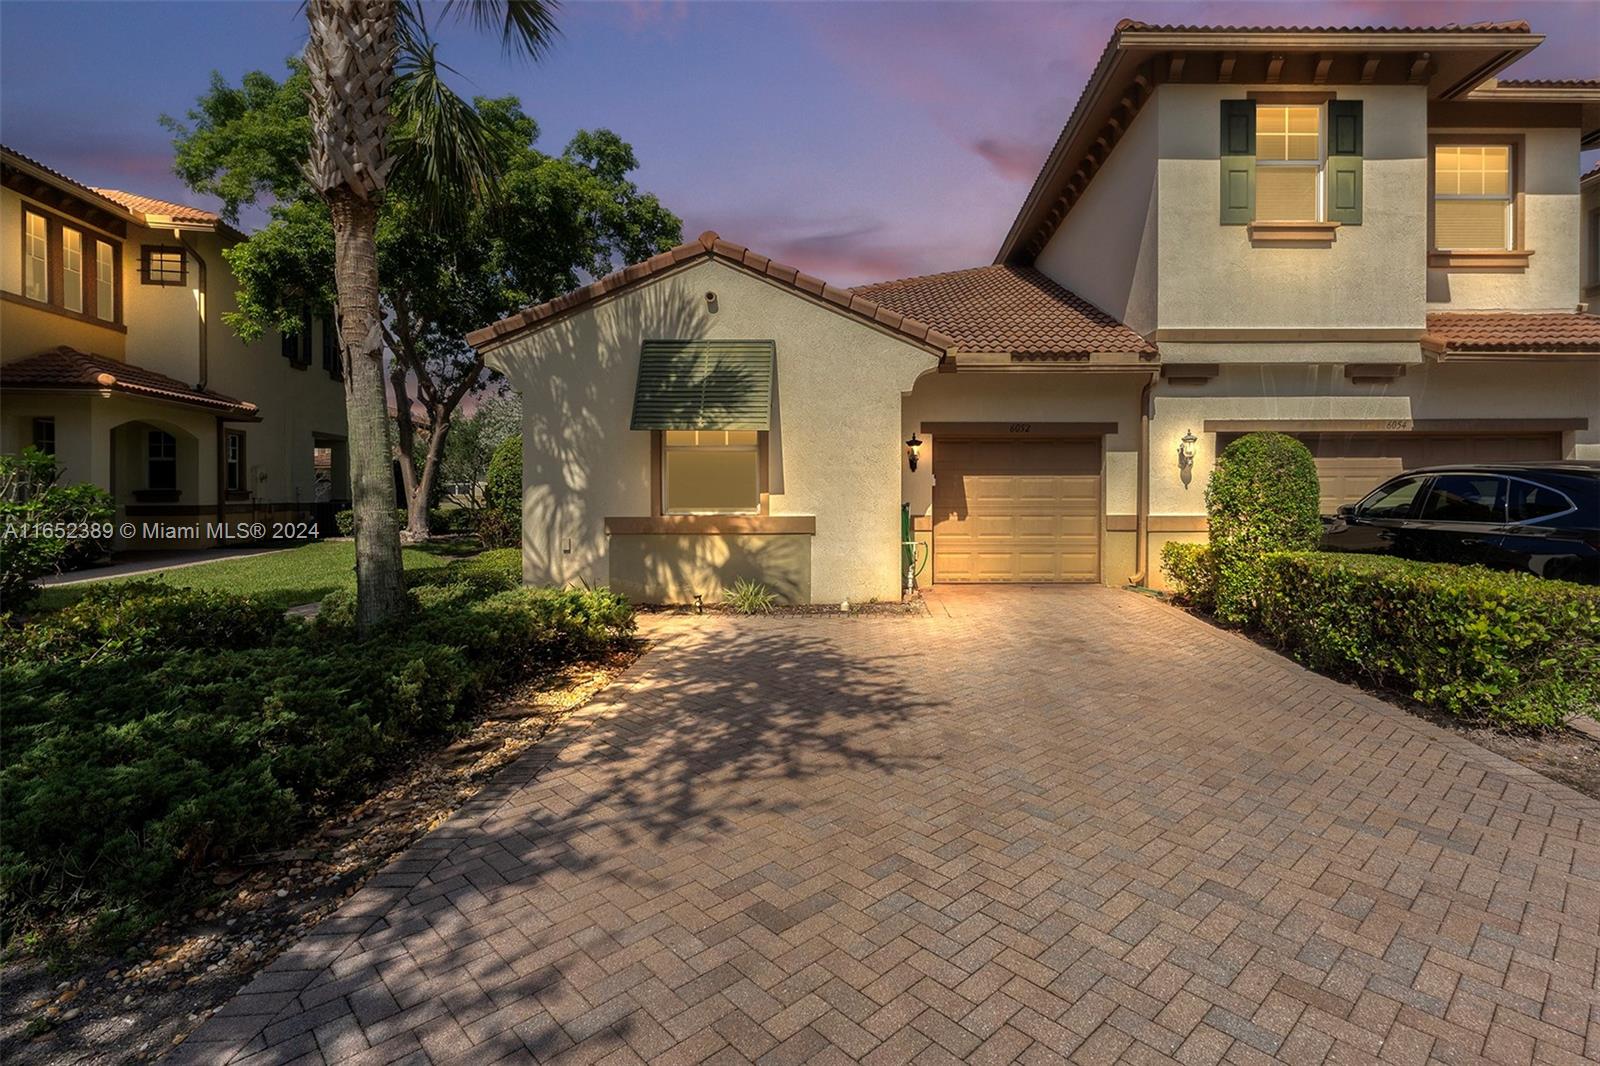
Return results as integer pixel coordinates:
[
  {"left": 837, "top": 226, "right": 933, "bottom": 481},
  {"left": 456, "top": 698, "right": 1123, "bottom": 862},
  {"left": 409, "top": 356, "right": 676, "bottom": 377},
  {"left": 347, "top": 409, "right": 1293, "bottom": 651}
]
[
  {"left": 1327, "top": 100, "right": 1363, "bottom": 224},
  {"left": 1219, "top": 100, "right": 1256, "bottom": 225}
]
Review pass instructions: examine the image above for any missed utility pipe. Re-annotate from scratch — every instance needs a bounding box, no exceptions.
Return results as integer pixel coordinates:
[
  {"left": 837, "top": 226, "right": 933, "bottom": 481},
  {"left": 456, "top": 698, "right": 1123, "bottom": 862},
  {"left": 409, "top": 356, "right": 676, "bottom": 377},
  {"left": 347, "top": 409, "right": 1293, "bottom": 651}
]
[
  {"left": 178, "top": 231, "right": 208, "bottom": 389},
  {"left": 1128, "top": 370, "right": 1158, "bottom": 586}
]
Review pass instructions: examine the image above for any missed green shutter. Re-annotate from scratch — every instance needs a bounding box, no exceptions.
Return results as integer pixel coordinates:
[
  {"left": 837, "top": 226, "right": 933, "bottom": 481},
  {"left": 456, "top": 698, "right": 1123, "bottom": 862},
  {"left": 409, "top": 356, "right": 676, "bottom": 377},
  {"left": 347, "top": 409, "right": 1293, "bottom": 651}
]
[
  {"left": 1327, "top": 100, "right": 1363, "bottom": 225},
  {"left": 630, "top": 340, "right": 774, "bottom": 431},
  {"left": 1219, "top": 100, "right": 1256, "bottom": 225}
]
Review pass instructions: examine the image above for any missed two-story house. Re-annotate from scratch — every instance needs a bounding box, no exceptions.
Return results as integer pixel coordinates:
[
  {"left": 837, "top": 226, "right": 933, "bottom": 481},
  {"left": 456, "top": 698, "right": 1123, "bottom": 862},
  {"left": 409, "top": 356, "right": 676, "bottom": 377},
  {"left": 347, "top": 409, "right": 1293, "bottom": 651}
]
[
  {"left": 467, "top": 19, "right": 1599, "bottom": 604},
  {"left": 1, "top": 145, "right": 349, "bottom": 548}
]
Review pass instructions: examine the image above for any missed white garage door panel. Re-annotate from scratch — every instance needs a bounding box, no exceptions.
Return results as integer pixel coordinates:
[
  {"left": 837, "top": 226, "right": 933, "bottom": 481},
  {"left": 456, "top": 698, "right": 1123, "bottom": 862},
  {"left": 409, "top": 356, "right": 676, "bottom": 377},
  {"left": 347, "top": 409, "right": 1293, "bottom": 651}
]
[{"left": 933, "top": 438, "right": 1101, "bottom": 583}]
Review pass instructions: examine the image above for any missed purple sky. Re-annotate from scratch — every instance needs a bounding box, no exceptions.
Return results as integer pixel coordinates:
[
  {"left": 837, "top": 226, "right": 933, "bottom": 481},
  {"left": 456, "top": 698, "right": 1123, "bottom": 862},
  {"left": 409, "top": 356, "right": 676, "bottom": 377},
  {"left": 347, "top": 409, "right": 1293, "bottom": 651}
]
[{"left": 3, "top": 1, "right": 1596, "bottom": 286}]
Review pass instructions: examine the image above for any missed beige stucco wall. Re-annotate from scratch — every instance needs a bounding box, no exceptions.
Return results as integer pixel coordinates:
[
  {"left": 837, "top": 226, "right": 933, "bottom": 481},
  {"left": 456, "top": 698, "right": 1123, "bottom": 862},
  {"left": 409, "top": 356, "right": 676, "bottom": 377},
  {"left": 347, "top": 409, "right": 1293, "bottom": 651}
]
[
  {"left": 484, "top": 258, "right": 938, "bottom": 604},
  {"left": 609, "top": 533, "right": 812, "bottom": 605},
  {"left": 1035, "top": 102, "right": 1160, "bottom": 337},
  {"left": 1156, "top": 84, "right": 1429, "bottom": 336},
  {"left": 1427, "top": 127, "right": 1582, "bottom": 311},
  {"left": 1148, "top": 360, "right": 1600, "bottom": 519}
]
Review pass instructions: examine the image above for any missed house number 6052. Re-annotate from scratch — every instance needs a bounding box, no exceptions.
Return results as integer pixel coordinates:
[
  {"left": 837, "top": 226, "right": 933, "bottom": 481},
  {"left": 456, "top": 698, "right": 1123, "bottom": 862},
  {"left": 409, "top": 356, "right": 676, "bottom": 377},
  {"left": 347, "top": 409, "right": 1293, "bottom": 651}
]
[{"left": 1009, "top": 423, "right": 1032, "bottom": 433}]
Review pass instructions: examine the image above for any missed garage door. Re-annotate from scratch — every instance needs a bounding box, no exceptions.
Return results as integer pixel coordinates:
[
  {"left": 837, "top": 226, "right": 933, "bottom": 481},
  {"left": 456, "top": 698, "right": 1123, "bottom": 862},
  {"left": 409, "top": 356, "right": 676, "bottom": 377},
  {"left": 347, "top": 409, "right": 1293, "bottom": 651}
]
[
  {"left": 932, "top": 438, "right": 1100, "bottom": 582},
  {"left": 1233, "top": 433, "right": 1563, "bottom": 513}
]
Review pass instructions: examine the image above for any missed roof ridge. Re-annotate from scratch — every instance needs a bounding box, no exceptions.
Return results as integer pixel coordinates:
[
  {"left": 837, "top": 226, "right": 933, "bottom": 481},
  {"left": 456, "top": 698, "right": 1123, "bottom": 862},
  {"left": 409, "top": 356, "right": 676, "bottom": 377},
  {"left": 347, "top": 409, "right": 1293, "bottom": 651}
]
[{"left": 853, "top": 262, "right": 1016, "bottom": 292}]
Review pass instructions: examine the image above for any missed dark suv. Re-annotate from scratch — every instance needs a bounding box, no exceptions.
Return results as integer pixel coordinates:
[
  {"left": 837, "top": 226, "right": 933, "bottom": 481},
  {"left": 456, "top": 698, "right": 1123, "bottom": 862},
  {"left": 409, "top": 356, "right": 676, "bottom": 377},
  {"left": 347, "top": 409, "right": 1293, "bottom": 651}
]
[{"left": 1320, "top": 462, "right": 1600, "bottom": 584}]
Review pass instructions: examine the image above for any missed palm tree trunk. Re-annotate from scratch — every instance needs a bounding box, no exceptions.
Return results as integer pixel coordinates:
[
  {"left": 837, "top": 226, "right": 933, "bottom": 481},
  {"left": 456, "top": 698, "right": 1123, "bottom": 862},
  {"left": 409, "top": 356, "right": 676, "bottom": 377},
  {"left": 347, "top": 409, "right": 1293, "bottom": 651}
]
[{"left": 329, "top": 190, "right": 406, "bottom": 630}]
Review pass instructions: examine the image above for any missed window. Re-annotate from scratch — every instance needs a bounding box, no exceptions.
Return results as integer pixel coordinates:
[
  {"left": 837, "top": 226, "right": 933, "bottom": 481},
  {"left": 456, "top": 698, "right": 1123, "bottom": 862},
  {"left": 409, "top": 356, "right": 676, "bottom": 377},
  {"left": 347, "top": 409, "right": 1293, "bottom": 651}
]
[
  {"left": 1255, "top": 104, "right": 1322, "bottom": 221},
  {"left": 96, "top": 240, "right": 115, "bottom": 320},
  {"left": 281, "top": 309, "right": 312, "bottom": 365},
  {"left": 1421, "top": 475, "right": 1505, "bottom": 523},
  {"left": 147, "top": 430, "right": 178, "bottom": 490},
  {"left": 225, "top": 431, "right": 246, "bottom": 493},
  {"left": 1508, "top": 480, "right": 1573, "bottom": 523},
  {"left": 321, "top": 315, "right": 341, "bottom": 378},
  {"left": 32, "top": 417, "right": 55, "bottom": 456},
  {"left": 62, "top": 228, "right": 84, "bottom": 313},
  {"left": 140, "top": 245, "right": 187, "bottom": 286},
  {"left": 1434, "top": 145, "right": 1512, "bottom": 250},
  {"left": 23, "top": 210, "right": 47, "bottom": 302},
  {"left": 1358, "top": 476, "right": 1427, "bottom": 519},
  {"left": 662, "top": 430, "right": 760, "bottom": 514}
]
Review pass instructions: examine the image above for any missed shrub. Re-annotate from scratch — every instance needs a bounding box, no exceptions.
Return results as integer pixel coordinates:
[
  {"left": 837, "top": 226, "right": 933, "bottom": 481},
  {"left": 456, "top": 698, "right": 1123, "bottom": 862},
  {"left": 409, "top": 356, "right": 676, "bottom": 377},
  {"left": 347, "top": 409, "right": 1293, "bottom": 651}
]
[
  {"left": 339, "top": 508, "right": 448, "bottom": 538},
  {"left": 1160, "top": 542, "right": 1216, "bottom": 610},
  {"left": 480, "top": 435, "right": 521, "bottom": 547},
  {"left": 1204, "top": 433, "right": 1322, "bottom": 623},
  {"left": 0, "top": 448, "right": 114, "bottom": 609},
  {"left": 0, "top": 563, "right": 634, "bottom": 952},
  {"left": 335, "top": 508, "right": 354, "bottom": 536},
  {"left": 724, "top": 578, "right": 778, "bottom": 614},
  {"left": 1252, "top": 552, "right": 1599, "bottom": 727}
]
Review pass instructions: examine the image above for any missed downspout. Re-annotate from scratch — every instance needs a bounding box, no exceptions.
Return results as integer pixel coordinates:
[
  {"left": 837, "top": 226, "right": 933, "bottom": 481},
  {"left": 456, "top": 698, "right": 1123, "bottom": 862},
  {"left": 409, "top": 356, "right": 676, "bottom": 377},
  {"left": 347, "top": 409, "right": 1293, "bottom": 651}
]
[
  {"left": 1128, "top": 370, "right": 1158, "bottom": 586},
  {"left": 178, "top": 232, "right": 208, "bottom": 389}
]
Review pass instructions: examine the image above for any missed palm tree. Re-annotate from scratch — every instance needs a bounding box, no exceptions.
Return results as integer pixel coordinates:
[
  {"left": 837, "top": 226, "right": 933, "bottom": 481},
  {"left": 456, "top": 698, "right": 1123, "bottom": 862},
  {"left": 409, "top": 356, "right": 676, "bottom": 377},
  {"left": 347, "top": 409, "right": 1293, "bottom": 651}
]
[{"left": 303, "top": 0, "right": 557, "bottom": 633}]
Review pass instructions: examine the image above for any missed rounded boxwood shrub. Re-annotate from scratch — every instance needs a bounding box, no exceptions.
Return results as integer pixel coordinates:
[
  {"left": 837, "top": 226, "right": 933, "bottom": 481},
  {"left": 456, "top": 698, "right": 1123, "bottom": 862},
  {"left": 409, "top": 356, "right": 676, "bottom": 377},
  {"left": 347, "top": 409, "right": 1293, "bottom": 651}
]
[
  {"left": 1160, "top": 541, "right": 1216, "bottom": 610},
  {"left": 1204, "top": 432, "right": 1322, "bottom": 623}
]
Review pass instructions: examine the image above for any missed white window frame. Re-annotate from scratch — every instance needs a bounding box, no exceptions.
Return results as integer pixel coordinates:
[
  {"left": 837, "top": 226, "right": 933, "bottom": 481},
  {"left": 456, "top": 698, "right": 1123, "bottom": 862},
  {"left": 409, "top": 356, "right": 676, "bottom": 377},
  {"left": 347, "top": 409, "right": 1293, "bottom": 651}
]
[
  {"left": 23, "top": 210, "right": 47, "bottom": 303},
  {"left": 1255, "top": 103, "right": 1326, "bottom": 222},
  {"left": 62, "top": 227, "right": 84, "bottom": 313},
  {"left": 661, "top": 430, "right": 762, "bottom": 516},
  {"left": 95, "top": 239, "right": 115, "bottom": 320},
  {"left": 1432, "top": 144, "right": 1514, "bottom": 251}
]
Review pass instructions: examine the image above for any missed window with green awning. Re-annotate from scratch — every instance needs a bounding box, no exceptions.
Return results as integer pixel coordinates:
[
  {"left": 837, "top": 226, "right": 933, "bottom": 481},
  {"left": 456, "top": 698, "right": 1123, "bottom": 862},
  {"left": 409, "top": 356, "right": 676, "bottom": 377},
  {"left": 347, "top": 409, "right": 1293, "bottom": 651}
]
[{"left": 630, "top": 340, "right": 774, "bottom": 431}]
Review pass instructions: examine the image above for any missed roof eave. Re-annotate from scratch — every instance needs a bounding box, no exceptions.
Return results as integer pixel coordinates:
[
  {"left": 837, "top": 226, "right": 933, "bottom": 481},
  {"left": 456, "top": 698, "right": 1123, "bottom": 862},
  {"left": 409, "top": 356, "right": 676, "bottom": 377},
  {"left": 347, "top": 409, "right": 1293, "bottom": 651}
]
[{"left": 2, "top": 153, "right": 142, "bottom": 225}]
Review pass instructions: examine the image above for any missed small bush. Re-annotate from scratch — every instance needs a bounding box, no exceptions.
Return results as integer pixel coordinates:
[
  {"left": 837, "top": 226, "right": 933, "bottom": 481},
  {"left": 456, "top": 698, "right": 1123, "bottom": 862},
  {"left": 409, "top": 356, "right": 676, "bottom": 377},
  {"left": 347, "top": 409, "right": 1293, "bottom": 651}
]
[
  {"left": 1204, "top": 433, "right": 1322, "bottom": 623},
  {"left": 335, "top": 508, "right": 354, "bottom": 536},
  {"left": 480, "top": 435, "right": 521, "bottom": 547},
  {"left": 724, "top": 578, "right": 778, "bottom": 614},
  {"left": 0, "top": 448, "right": 114, "bottom": 608},
  {"left": 1252, "top": 552, "right": 1599, "bottom": 727},
  {"left": 1160, "top": 542, "right": 1216, "bottom": 610},
  {"left": 0, "top": 561, "right": 633, "bottom": 953}
]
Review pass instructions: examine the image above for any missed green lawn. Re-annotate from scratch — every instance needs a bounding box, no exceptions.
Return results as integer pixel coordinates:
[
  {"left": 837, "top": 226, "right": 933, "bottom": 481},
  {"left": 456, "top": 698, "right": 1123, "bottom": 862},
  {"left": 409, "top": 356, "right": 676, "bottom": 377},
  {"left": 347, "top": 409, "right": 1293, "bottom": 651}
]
[{"left": 35, "top": 540, "right": 479, "bottom": 612}]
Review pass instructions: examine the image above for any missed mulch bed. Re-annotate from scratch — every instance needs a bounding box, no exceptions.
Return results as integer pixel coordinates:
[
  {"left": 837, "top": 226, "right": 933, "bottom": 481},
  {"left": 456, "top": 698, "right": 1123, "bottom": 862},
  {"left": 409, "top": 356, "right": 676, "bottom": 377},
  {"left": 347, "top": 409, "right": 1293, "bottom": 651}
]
[
  {"left": 1155, "top": 593, "right": 1600, "bottom": 803},
  {"left": 0, "top": 644, "right": 643, "bottom": 1066}
]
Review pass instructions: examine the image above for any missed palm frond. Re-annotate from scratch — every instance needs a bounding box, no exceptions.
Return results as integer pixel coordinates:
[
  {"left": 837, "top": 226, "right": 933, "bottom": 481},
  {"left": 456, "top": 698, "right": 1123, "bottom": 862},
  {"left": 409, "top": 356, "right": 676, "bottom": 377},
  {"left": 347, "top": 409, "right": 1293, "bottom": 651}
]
[
  {"left": 391, "top": 26, "right": 498, "bottom": 226},
  {"left": 435, "top": 0, "right": 561, "bottom": 60}
]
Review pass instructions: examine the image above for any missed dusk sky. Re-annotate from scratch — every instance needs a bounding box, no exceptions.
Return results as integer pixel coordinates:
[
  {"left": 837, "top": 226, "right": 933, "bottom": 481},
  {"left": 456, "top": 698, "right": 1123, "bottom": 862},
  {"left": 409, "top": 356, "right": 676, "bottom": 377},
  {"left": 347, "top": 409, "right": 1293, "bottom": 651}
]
[{"left": 3, "top": 1, "right": 1596, "bottom": 287}]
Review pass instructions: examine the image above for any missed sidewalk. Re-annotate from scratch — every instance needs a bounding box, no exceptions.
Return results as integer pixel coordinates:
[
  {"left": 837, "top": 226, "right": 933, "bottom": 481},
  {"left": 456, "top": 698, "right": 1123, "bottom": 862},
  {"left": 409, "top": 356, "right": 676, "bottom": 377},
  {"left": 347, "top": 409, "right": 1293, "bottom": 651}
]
[{"left": 37, "top": 547, "right": 292, "bottom": 587}]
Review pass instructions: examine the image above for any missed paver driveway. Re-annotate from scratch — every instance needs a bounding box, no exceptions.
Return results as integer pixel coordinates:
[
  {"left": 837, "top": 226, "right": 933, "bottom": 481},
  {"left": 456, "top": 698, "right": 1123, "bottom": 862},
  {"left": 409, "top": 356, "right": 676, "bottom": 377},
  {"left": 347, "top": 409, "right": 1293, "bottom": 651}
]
[{"left": 176, "top": 587, "right": 1600, "bottom": 1066}]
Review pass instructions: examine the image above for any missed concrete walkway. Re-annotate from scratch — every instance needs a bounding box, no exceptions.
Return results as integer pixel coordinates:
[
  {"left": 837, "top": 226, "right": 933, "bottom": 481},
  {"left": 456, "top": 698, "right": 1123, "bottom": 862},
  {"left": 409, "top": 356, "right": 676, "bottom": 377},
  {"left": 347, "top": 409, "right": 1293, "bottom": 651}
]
[
  {"left": 174, "top": 587, "right": 1600, "bottom": 1065},
  {"left": 38, "top": 547, "right": 291, "bottom": 586}
]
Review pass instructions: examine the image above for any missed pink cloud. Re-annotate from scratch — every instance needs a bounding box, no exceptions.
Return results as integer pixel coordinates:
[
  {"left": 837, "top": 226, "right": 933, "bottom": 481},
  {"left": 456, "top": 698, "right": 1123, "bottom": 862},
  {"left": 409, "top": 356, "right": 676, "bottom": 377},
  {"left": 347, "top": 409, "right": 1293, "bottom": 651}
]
[{"left": 971, "top": 136, "right": 1045, "bottom": 182}]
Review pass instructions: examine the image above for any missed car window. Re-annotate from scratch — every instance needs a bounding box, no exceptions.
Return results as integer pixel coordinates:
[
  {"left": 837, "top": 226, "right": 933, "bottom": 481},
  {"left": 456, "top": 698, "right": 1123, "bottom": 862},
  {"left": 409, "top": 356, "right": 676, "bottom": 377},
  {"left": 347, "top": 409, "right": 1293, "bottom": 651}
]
[
  {"left": 1507, "top": 480, "right": 1573, "bottom": 522},
  {"left": 1421, "top": 475, "right": 1506, "bottom": 523},
  {"left": 1358, "top": 476, "right": 1428, "bottom": 519}
]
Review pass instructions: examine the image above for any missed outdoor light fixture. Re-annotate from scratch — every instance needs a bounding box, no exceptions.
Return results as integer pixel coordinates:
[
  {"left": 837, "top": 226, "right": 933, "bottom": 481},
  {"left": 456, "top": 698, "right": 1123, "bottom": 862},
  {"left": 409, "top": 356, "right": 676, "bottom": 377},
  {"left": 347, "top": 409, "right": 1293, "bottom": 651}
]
[
  {"left": 905, "top": 433, "right": 922, "bottom": 472},
  {"left": 1178, "top": 429, "right": 1198, "bottom": 467}
]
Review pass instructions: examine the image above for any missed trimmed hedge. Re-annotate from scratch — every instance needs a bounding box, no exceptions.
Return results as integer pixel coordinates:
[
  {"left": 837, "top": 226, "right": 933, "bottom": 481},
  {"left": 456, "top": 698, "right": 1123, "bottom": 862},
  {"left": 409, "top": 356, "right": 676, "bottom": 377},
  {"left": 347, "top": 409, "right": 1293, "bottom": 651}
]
[
  {"left": 1160, "top": 542, "right": 1216, "bottom": 610},
  {"left": 1204, "top": 433, "right": 1322, "bottom": 623},
  {"left": 1253, "top": 553, "right": 1599, "bottom": 727},
  {"left": 335, "top": 507, "right": 472, "bottom": 537},
  {"left": 0, "top": 558, "right": 633, "bottom": 951}
]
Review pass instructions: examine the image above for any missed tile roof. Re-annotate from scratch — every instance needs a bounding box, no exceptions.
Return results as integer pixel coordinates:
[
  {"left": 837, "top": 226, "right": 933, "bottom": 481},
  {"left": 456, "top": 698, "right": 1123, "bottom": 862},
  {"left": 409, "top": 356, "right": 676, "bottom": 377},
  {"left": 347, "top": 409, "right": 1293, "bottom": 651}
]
[
  {"left": 854, "top": 265, "right": 1156, "bottom": 360},
  {"left": 0, "top": 347, "right": 259, "bottom": 416},
  {"left": 1114, "top": 19, "right": 1532, "bottom": 33},
  {"left": 1422, "top": 312, "right": 1600, "bottom": 356},
  {"left": 92, "top": 188, "right": 218, "bottom": 225},
  {"left": 1496, "top": 78, "right": 1600, "bottom": 88},
  {"left": 468, "top": 231, "right": 960, "bottom": 355}
]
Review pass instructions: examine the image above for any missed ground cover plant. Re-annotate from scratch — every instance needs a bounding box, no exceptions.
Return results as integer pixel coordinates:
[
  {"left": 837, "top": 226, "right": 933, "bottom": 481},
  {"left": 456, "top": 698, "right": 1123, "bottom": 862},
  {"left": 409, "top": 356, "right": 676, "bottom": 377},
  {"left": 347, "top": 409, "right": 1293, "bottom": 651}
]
[{"left": 0, "top": 550, "right": 634, "bottom": 957}]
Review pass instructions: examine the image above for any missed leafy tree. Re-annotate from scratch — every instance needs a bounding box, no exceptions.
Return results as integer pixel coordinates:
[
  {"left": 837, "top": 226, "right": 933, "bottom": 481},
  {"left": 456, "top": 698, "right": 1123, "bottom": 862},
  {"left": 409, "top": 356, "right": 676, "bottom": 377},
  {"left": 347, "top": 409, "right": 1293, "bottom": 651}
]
[
  {"left": 165, "top": 48, "right": 680, "bottom": 564},
  {"left": 439, "top": 390, "right": 521, "bottom": 511}
]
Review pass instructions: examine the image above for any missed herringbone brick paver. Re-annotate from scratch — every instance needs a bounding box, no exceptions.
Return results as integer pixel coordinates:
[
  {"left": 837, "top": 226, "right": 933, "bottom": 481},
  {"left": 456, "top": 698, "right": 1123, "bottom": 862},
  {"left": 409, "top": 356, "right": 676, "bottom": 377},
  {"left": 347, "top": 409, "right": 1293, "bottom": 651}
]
[{"left": 174, "top": 588, "right": 1600, "bottom": 1064}]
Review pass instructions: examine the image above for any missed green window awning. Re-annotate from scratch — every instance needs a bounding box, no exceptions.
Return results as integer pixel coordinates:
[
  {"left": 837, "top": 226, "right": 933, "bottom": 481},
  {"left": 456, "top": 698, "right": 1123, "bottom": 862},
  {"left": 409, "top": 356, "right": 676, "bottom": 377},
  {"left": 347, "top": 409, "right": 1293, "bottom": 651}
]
[{"left": 630, "top": 340, "right": 774, "bottom": 431}]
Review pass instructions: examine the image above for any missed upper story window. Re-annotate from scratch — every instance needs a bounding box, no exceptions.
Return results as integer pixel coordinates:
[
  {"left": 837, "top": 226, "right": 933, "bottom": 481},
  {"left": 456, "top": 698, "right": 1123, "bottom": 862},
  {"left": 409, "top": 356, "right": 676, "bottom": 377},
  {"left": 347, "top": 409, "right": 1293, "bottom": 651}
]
[
  {"left": 32, "top": 417, "right": 56, "bottom": 456},
  {"left": 140, "top": 245, "right": 187, "bottom": 286},
  {"left": 95, "top": 240, "right": 115, "bottom": 320},
  {"left": 1255, "top": 105, "right": 1322, "bottom": 221},
  {"left": 62, "top": 228, "right": 84, "bottom": 313},
  {"left": 225, "top": 431, "right": 246, "bottom": 494},
  {"left": 23, "top": 210, "right": 48, "bottom": 302},
  {"left": 281, "top": 309, "right": 313, "bottom": 366},
  {"left": 662, "top": 430, "right": 761, "bottom": 515},
  {"left": 1434, "top": 145, "right": 1512, "bottom": 250}
]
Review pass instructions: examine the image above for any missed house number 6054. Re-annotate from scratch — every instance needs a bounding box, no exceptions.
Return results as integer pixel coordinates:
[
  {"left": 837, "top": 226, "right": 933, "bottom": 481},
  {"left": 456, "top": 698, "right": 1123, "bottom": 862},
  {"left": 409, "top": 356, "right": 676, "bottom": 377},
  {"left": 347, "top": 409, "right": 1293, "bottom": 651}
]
[{"left": 1009, "top": 423, "right": 1032, "bottom": 433}]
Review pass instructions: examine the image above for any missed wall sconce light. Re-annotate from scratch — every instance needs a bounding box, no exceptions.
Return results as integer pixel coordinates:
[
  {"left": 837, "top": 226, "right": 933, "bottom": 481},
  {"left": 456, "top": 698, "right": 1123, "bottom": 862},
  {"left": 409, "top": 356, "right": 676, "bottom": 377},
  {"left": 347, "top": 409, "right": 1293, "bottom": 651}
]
[
  {"left": 905, "top": 433, "right": 922, "bottom": 472},
  {"left": 1177, "top": 429, "right": 1198, "bottom": 473}
]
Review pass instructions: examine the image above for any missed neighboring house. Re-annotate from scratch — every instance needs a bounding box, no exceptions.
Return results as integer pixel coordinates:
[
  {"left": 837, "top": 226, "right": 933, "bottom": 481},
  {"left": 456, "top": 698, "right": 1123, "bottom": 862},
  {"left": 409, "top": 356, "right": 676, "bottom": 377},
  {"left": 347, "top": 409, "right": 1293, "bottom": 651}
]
[
  {"left": 470, "top": 20, "right": 1600, "bottom": 604},
  {"left": 0, "top": 145, "right": 349, "bottom": 548}
]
